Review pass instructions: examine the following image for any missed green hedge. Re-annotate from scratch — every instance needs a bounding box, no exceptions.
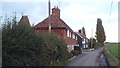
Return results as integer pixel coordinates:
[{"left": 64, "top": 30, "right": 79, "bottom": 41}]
[
  {"left": 70, "top": 50, "right": 80, "bottom": 56},
  {"left": 2, "top": 17, "right": 69, "bottom": 66}
]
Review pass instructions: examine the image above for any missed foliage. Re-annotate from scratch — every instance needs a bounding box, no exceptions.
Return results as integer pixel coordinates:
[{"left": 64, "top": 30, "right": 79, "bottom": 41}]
[
  {"left": 70, "top": 50, "right": 80, "bottom": 56},
  {"left": 103, "top": 45, "right": 119, "bottom": 66},
  {"left": 37, "top": 32, "right": 69, "bottom": 66},
  {"left": 68, "top": 46, "right": 82, "bottom": 58},
  {"left": 74, "top": 46, "right": 82, "bottom": 54},
  {"left": 96, "top": 18, "right": 106, "bottom": 45},
  {"left": 2, "top": 17, "right": 42, "bottom": 66},
  {"left": 2, "top": 16, "right": 69, "bottom": 66},
  {"left": 78, "top": 29, "right": 82, "bottom": 33},
  {"left": 82, "top": 27, "right": 86, "bottom": 37},
  {"left": 89, "top": 38, "right": 96, "bottom": 48},
  {"left": 68, "top": 52, "right": 74, "bottom": 59}
]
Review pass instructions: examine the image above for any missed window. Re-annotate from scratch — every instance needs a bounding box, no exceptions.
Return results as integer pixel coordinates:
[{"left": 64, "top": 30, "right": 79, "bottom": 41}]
[
  {"left": 75, "top": 35, "right": 77, "bottom": 40},
  {"left": 72, "top": 34, "right": 75, "bottom": 39},
  {"left": 70, "top": 32, "right": 71, "bottom": 38},
  {"left": 67, "top": 30, "right": 69, "bottom": 37}
]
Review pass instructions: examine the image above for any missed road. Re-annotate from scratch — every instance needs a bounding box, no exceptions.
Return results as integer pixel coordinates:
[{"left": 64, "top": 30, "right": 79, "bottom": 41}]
[{"left": 67, "top": 48, "right": 103, "bottom": 66}]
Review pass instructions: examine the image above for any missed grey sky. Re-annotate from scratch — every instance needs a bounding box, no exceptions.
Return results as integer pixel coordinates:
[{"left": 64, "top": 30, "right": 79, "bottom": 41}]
[{"left": 1, "top": 0, "right": 119, "bottom": 42}]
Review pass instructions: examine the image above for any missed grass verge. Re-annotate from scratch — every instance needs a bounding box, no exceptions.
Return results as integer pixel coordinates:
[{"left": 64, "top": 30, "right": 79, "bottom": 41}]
[{"left": 103, "top": 44, "right": 119, "bottom": 67}]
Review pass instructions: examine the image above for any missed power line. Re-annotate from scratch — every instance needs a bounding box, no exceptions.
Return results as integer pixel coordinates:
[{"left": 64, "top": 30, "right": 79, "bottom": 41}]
[{"left": 108, "top": 1, "right": 113, "bottom": 23}]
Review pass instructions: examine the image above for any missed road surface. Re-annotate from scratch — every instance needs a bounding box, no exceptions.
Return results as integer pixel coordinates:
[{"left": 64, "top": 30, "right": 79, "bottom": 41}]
[{"left": 67, "top": 48, "right": 103, "bottom": 66}]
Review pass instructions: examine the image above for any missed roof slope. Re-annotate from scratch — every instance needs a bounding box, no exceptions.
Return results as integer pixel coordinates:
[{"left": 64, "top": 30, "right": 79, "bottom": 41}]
[
  {"left": 33, "top": 7, "right": 74, "bottom": 32},
  {"left": 20, "top": 16, "right": 30, "bottom": 26},
  {"left": 77, "top": 32, "right": 88, "bottom": 39},
  {"left": 33, "top": 15, "right": 73, "bottom": 32}
]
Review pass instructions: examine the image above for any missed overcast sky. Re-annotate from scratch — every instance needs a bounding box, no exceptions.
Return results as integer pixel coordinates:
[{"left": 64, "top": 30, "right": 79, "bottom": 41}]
[{"left": 1, "top": 0, "right": 119, "bottom": 42}]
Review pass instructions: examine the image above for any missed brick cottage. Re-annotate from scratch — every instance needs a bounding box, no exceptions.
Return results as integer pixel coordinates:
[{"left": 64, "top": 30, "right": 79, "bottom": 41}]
[{"left": 19, "top": 7, "right": 89, "bottom": 52}]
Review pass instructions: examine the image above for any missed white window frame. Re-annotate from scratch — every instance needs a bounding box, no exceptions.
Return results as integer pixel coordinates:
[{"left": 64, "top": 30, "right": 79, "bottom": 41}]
[
  {"left": 67, "top": 30, "right": 69, "bottom": 37},
  {"left": 70, "top": 32, "right": 71, "bottom": 38},
  {"left": 72, "top": 34, "right": 75, "bottom": 39},
  {"left": 75, "top": 35, "right": 77, "bottom": 40}
]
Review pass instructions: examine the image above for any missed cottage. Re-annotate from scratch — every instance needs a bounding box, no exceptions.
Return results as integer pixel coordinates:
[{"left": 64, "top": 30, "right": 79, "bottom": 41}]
[{"left": 32, "top": 7, "right": 78, "bottom": 52}]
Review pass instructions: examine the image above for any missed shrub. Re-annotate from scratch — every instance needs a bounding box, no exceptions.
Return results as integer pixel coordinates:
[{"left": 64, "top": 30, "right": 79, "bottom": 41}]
[
  {"left": 2, "top": 17, "right": 69, "bottom": 66},
  {"left": 37, "top": 32, "right": 69, "bottom": 66},
  {"left": 68, "top": 51, "right": 74, "bottom": 59},
  {"left": 2, "top": 19, "right": 42, "bottom": 66},
  {"left": 74, "top": 46, "right": 82, "bottom": 54},
  {"left": 70, "top": 50, "right": 80, "bottom": 56}
]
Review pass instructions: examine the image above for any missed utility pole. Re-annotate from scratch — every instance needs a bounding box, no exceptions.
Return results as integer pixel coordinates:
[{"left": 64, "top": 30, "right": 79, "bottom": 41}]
[
  {"left": 91, "top": 29, "right": 93, "bottom": 48},
  {"left": 48, "top": 0, "right": 51, "bottom": 32}
]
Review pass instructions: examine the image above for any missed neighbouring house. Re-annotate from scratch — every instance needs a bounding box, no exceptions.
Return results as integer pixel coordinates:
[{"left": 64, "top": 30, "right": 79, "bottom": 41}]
[
  {"left": 76, "top": 33, "right": 82, "bottom": 49},
  {"left": 77, "top": 32, "right": 89, "bottom": 49}
]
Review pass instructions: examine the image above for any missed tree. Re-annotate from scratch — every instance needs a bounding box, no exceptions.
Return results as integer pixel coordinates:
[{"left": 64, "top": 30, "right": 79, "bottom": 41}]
[
  {"left": 82, "top": 27, "right": 86, "bottom": 36},
  {"left": 37, "top": 32, "right": 69, "bottom": 66},
  {"left": 2, "top": 16, "right": 42, "bottom": 66},
  {"left": 89, "top": 38, "right": 96, "bottom": 48},
  {"left": 2, "top": 16, "right": 69, "bottom": 66},
  {"left": 78, "top": 29, "right": 82, "bottom": 33},
  {"left": 96, "top": 18, "right": 106, "bottom": 46}
]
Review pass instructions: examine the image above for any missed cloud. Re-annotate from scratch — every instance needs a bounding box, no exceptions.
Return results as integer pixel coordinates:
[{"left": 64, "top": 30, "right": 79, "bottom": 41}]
[
  {"left": 1, "top": 0, "right": 118, "bottom": 42},
  {"left": 60, "top": 1, "right": 118, "bottom": 42},
  {"left": 62, "top": 4, "right": 97, "bottom": 18},
  {"left": 1, "top": 0, "right": 48, "bottom": 2},
  {"left": 104, "top": 22, "right": 118, "bottom": 42}
]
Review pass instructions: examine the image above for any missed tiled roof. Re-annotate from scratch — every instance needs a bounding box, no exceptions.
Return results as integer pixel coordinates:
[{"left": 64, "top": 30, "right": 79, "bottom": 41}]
[
  {"left": 33, "top": 15, "right": 73, "bottom": 32},
  {"left": 19, "top": 16, "right": 30, "bottom": 26}
]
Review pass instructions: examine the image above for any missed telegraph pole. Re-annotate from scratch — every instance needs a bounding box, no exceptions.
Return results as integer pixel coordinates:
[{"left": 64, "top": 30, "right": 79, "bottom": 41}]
[
  {"left": 48, "top": 0, "right": 51, "bottom": 32},
  {"left": 91, "top": 29, "right": 93, "bottom": 48}
]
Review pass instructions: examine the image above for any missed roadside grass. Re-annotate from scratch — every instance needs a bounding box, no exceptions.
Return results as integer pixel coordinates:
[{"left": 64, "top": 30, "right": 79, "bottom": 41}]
[
  {"left": 103, "top": 44, "right": 119, "bottom": 66},
  {"left": 107, "top": 44, "right": 119, "bottom": 58}
]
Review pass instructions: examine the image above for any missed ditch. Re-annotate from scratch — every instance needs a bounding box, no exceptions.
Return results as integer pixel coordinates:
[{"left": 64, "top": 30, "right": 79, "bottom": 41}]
[{"left": 98, "top": 53, "right": 108, "bottom": 68}]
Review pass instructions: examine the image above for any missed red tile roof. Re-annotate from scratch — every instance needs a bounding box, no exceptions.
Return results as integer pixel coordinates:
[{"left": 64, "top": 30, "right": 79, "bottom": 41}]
[{"left": 33, "top": 14, "right": 73, "bottom": 32}]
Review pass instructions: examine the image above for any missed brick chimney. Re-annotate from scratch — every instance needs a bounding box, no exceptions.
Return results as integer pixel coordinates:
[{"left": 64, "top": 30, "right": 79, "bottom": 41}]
[{"left": 52, "top": 6, "right": 60, "bottom": 18}]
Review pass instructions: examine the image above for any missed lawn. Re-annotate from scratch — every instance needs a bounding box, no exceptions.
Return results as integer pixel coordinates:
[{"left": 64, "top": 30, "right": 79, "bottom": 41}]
[
  {"left": 103, "top": 44, "right": 119, "bottom": 66},
  {"left": 106, "top": 44, "right": 119, "bottom": 58}
]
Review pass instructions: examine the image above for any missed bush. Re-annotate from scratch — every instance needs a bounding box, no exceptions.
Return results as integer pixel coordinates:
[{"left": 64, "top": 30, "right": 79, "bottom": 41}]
[
  {"left": 68, "top": 52, "right": 74, "bottom": 59},
  {"left": 2, "top": 19, "right": 42, "bottom": 66},
  {"left": 37, "top": 32, "right": 69, "bottom": 66},
  {"left": 70, "top": 50, "right": 80, "bottom": 56},
  {"left": 74, "top": 46, "right": 82, "bottom": 54},
  {"left": 2, "top": 17, "right": 69, "bottom": 66}
]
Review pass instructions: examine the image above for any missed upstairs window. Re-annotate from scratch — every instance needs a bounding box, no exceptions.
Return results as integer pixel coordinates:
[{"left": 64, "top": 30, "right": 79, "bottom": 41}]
[
  {"left": 67, "top": 30, "right": 69, "bottom": 37},
  {"left": 70, "top": 32, "right": 71, "bottom": 38},
  {"left": 72, "top": 34, "right": 75, "bottom": 39},
  {"left": 75, "top": 35, "right": 77, "bottom": 40}
]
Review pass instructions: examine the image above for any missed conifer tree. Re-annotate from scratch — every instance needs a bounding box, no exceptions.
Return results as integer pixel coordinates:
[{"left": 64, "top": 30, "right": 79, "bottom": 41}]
[
  {"left": 82, "top": 27, "right": 86, "bottom": 36},
  {"left": 96, "top": 18, "right": 106, "bottom": 45}
]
